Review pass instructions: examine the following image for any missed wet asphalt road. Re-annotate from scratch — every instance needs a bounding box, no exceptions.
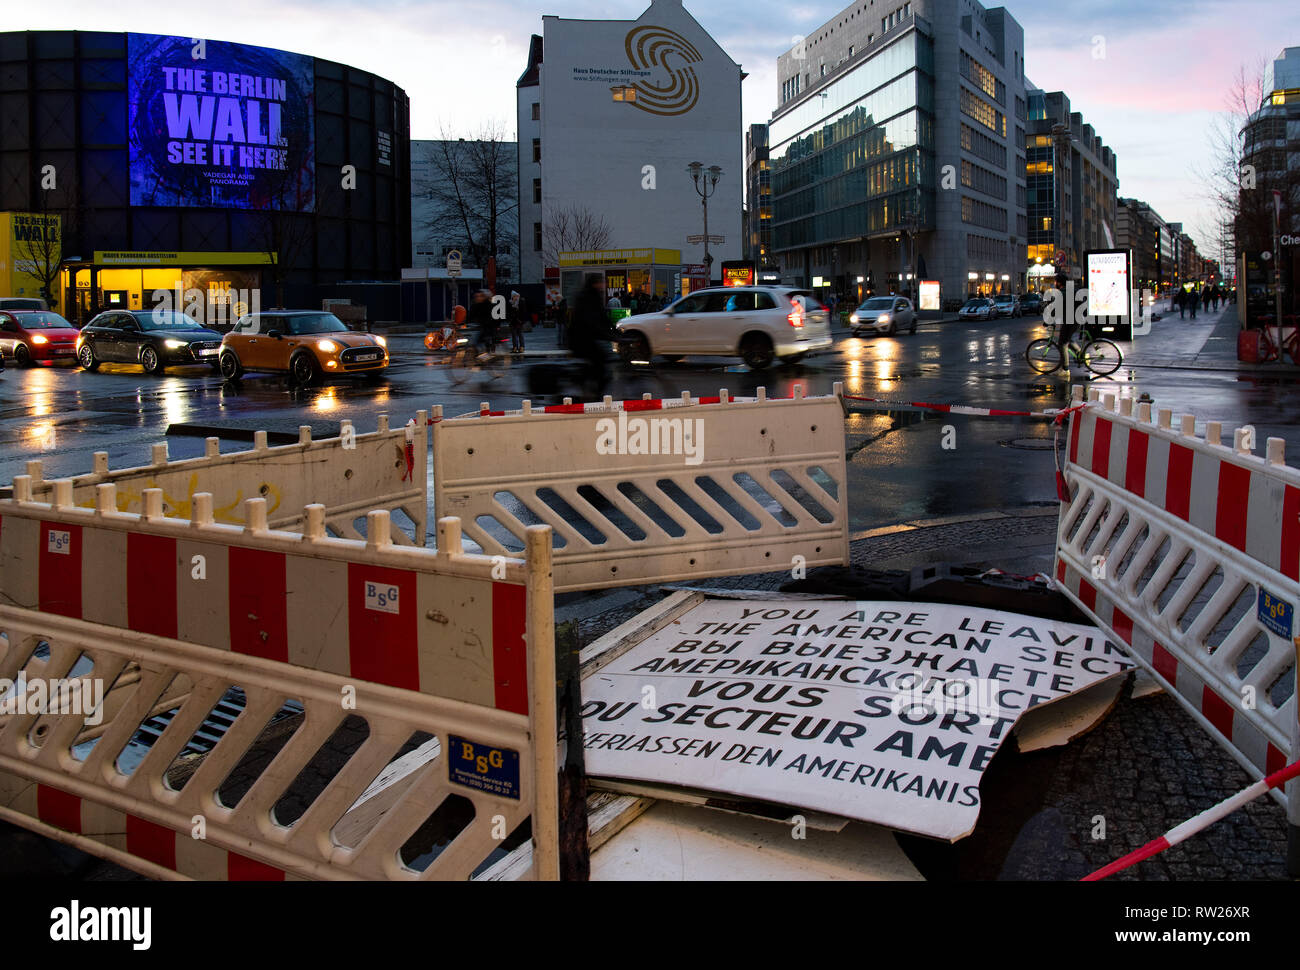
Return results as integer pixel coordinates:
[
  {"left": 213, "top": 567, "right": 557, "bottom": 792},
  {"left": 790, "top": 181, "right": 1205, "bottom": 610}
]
[{"left": 1, "top": 307, "right": 1295, "bottom": 535}]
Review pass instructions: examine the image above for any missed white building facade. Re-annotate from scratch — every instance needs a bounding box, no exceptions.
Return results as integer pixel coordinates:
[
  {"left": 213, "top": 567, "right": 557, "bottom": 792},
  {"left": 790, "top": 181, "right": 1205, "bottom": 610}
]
[{"left": 516, "top": 0, "right": 743, "bottom": 289}]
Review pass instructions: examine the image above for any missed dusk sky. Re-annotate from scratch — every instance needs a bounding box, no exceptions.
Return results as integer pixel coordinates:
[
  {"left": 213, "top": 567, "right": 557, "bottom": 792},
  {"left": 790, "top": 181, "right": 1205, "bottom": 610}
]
[{"left": 12, "top": 0, "right": 1292, "bottom": 258}]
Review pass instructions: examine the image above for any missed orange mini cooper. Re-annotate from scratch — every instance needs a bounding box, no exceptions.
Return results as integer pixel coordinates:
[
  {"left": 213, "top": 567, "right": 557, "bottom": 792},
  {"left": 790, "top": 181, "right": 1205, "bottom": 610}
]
[{"left": 219, "top": 311, "right": 388, "bottom": 383}]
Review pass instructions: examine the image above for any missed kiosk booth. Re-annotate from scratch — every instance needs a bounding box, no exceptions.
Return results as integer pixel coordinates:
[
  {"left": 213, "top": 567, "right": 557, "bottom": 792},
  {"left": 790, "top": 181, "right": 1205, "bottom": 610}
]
[{"left": 557, "top": 248, "right": 682, "bottom": 305}]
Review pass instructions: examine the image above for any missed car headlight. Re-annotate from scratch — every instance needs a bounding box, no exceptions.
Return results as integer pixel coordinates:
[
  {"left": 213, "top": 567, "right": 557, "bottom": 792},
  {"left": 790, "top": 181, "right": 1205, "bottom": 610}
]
[
  {"left": 877, "top": 314, "right": 890, "bottom": 324},
  {"left": 164, "top": 339, "right": 187, "bottom": 349},
  {"left": 31, "top": 335, "right": 48, "bottom": 345},
  {"left": 317, "top": 339, "right": 339, "bottom": 353},
  {"left": 374, "top": 335, "right": 387, "bottom": 347},
  {"left": 849, "top": 313, "right": 859, "bottom": 324}
]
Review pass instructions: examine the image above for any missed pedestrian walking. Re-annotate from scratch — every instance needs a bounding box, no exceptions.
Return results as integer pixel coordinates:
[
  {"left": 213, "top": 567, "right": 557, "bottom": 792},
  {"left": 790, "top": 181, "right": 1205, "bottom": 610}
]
[
  {"left": 1201, "top": 287, "right": 1212, "bottom": 314},
  {"left": 571, "top": 274, "right": 613, "bottom": 398},
  {"left": 1189, "top": 288, "right": 1198, "bottom": 319},
  {"left": 467, "top": 289, "right": 498, "bottom": 357},
  {"left": 1176, "top": 288, "right": 1186, "bottom": 319},
  {"left": 508, "top": 291, "right": 527, "bottom": 354}
]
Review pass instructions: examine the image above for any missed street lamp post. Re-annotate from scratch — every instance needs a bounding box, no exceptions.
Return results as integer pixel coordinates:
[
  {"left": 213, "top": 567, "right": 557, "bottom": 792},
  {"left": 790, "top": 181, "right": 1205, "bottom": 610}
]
[{"left": 688, "top": 161, "right": 723, "bottom": 282}]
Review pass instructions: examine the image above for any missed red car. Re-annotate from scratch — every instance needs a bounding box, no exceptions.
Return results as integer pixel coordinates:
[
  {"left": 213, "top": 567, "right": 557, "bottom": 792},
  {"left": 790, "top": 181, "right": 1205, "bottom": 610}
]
[{"left": 0, "top": 309, "right": 82, "bottom": 365}]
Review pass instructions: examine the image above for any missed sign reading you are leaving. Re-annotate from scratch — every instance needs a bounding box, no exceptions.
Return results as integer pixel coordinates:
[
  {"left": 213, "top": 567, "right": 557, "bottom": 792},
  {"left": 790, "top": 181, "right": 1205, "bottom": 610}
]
[{"left": 581, "top": 599, "right": 1132, "bottom": 840}]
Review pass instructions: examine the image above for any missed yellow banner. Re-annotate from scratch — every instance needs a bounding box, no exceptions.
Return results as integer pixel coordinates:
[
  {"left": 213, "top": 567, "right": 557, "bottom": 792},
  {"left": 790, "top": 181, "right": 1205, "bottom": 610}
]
[
  {"left": 93, "top": 251, "right": 277, "bottom": 266},
  {"left": 558, "top": 248, "right": 681, "bottom": 267}
]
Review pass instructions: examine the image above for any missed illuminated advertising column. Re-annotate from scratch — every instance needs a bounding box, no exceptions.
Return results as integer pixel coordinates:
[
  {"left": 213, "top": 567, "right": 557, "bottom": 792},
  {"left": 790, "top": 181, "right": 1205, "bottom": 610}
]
[{"left": 1086, "top": 248, "right": 1132, "bottom": 341}]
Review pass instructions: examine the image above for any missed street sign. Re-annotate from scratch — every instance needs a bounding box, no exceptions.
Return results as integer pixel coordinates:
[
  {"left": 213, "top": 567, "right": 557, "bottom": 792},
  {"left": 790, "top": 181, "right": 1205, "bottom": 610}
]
[
  {"left": 686, "top": 234, "right": 726, "bottom": 245},
  {"left": 1056, "top": 250, "right": 1067, "bottom": 266},
  {"left": 446, "top": 250, "right": 462, "bottom": 278}
]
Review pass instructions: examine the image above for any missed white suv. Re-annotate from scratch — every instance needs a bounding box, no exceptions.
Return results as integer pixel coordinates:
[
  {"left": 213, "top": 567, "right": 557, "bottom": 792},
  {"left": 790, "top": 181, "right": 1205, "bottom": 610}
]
[{"left": 616, "top": 286, "right": 833, "bottom": 370}]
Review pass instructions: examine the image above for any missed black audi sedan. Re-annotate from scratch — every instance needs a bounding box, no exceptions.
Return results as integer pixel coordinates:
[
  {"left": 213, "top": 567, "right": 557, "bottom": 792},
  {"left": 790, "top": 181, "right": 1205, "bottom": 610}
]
[{"left": 77, "top": 309, "right": 224, "bottom": 375}]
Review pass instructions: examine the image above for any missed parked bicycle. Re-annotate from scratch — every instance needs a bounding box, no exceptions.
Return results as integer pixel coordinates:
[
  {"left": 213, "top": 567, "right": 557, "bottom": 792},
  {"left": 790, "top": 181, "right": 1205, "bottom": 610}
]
[
  {"left": 1025, "top": 323, "right": 1122, "bottom": 377},
  {"left": 1256, "top": 317, "right": 1299, "bottom": 365}
]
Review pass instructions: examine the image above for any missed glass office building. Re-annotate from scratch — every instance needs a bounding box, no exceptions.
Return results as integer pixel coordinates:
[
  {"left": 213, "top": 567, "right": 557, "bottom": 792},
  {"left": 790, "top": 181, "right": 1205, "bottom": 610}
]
[
  {"left": 769, "top": 32, "right": 934, "bottom": 255},
  {"left": 769, "top": 0, "right": 1025, "bottom": 304}
]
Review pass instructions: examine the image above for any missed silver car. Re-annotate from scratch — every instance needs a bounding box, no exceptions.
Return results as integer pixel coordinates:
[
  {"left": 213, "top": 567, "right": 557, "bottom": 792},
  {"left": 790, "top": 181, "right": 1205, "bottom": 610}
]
[
  {"left": 958, "top": 298, "right": 995, "bottom": 321},
  {"left": 849, "top": 296, "right": 916, "bottom": 336}
]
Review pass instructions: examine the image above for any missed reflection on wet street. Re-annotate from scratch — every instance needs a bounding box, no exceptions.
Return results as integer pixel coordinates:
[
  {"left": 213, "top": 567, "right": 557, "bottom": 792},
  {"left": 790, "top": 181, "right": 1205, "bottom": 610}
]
[{"left": 2, "top": 312, "right": 1296, "bottom": 533}]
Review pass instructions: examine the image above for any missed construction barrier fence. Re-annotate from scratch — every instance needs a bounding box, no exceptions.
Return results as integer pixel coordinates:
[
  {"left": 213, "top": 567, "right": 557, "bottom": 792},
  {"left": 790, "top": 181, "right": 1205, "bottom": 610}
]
[
  {"left": 433, "top": 386, "right": 851, "bottom": 592},
  {"left": 21, "top": 414, "right": 428, "bottom": 547},
  {"left": 1054, "top": 385, "right": 1299, "bottom": 863},
  {"left": 0, "top": 484, "right": 558, "bottom": 881}
]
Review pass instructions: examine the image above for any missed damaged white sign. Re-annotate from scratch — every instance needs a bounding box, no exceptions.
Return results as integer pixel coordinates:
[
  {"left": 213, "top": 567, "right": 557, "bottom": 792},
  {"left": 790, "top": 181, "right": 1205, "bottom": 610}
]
[{"left": 581, "top": 599, "right": 1132, "bottom": 841}]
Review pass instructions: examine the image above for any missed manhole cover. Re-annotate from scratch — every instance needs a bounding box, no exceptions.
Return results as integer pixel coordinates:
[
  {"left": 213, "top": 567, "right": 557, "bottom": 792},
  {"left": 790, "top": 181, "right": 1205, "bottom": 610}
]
[{"left": 1001, "top": 437, "right": 1055, "bottom": 451}]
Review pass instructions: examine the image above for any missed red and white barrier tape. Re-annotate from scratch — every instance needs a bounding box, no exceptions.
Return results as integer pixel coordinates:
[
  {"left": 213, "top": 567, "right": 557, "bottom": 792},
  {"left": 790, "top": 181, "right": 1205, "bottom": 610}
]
[
  {"left": 453, "top": 393, "right": 815, "bottom": 419},
  {"left": 842, "top": 393, "right": 1072, "bottom": 420},
  {"left": 1082, "top": 759, "right": 1300, "bottom": 881}
]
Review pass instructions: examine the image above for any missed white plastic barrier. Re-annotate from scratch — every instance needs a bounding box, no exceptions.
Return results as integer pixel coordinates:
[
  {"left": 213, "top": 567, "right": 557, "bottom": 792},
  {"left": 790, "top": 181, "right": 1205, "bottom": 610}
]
[
  {"left": 433, "top": 387, "right": 851, "bottom": 592},
  {"left": 22, "top": 413, "right": 428, "bottom": 546},
  {"left": 1054, "top": 386, "right": 1299, "bottom": 851},
  {"left": 0, "top": 483, "right": 557, "bottom": 881}
]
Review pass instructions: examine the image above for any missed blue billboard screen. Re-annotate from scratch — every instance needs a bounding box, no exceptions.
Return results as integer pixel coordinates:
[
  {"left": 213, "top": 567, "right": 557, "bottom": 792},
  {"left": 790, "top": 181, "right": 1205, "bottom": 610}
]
[{"left": 128, "top": 33, "right": 315, "bottom": 211}]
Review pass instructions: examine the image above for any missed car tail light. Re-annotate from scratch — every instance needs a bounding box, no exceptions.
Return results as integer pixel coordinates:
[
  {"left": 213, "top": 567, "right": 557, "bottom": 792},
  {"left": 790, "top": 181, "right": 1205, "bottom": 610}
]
[{"left": 788, "top": 300, "right": 804, "bottom": 328}]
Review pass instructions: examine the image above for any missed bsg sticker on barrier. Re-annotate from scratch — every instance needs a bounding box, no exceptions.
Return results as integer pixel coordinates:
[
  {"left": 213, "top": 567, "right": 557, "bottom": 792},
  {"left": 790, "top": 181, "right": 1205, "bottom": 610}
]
[
  {"left": 364, "top": 581, "right": 401, "bottom": 614},
  {"left": 46, "top": 530, "right": 71, "bottom": 555},
  {"left": 1257, "top": 587, "right": 1294, "bottom": 640},
  {"left": 448, "top": 735, "right": 521, "bottom": 800}
]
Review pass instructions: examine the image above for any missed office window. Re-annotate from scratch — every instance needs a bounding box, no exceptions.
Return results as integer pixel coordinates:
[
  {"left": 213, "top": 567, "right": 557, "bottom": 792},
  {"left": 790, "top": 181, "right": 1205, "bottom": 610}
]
[
  {"left": 533, "top": 222, "right": 542, "bottom": 252},
  {"left": 531, "top": 102, "right": 540, "bottom": 121},
  {"left": 532, "top": 138, "right": 541, "bottom": 163},
  {"left": 820, "top": 64, "right": 826, "bottom": 77},
  {"left": 532, "top": 178, "right": 541, "bottom": 204},
  {"left": 849, "top": 45, "right": 854, "bottom": 57}
]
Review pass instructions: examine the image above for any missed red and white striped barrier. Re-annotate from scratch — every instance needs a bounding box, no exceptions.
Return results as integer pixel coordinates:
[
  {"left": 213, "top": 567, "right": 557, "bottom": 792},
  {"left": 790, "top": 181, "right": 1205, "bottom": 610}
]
[
  {"left": 1083, "top": 758, "right": 1300, "bottom": 880},
  {"left": 0, "top": 486, "right": 561, "bottom": 880},
  {"left": 1055, "top": 385, "right": 1300, "bottom": 869},
  {"left": 0, "top": 485, "right": 524, "bottom": 708}
]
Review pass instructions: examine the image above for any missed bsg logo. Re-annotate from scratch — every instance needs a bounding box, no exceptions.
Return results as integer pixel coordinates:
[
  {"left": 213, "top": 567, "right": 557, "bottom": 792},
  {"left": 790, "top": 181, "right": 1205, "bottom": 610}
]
[
  {"left": 47, "top": 529, "right": 71, "bottom": 555},
  {"left": 364, "top": 582, "right": 400, "bottom": 615},
  {"left": 462, "top": 741, "right": 505, "bottom": 776}
]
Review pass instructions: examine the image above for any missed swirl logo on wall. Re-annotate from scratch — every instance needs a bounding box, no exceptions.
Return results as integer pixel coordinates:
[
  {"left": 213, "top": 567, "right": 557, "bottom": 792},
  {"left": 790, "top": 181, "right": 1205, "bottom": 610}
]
[{"left": 623, "top": 25, "right": 703, "bottom": 116}]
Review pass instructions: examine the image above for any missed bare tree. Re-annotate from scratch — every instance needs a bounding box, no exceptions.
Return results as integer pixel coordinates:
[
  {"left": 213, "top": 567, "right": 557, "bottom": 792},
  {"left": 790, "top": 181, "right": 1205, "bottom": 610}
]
[
  {"left": 416, "top": 123, "right": 519, "bottom": 282},
  {"left": 250, "top": 163, "right": 314, "bottom": 309},
  {"left": 12, "top": 167, "right": 88, "bottom": 314},
  {"left": 1199, "top": 60, "right": 1300, "bottom": 267},
  {"left": 11, "top": 207, "right": 62, "bottom": 311},
  {"left": 541, "top": 203, "right": 613, "bottom": 270}
]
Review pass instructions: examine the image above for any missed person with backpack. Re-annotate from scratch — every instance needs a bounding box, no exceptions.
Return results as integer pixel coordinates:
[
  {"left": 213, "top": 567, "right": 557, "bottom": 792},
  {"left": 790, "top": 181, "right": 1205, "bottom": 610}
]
[
  {"left": 569, "top": 274, "right": 613, "bottom": 397},
  {"left": 508, "top": 291, "right": 528, "bottom": 354}
]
